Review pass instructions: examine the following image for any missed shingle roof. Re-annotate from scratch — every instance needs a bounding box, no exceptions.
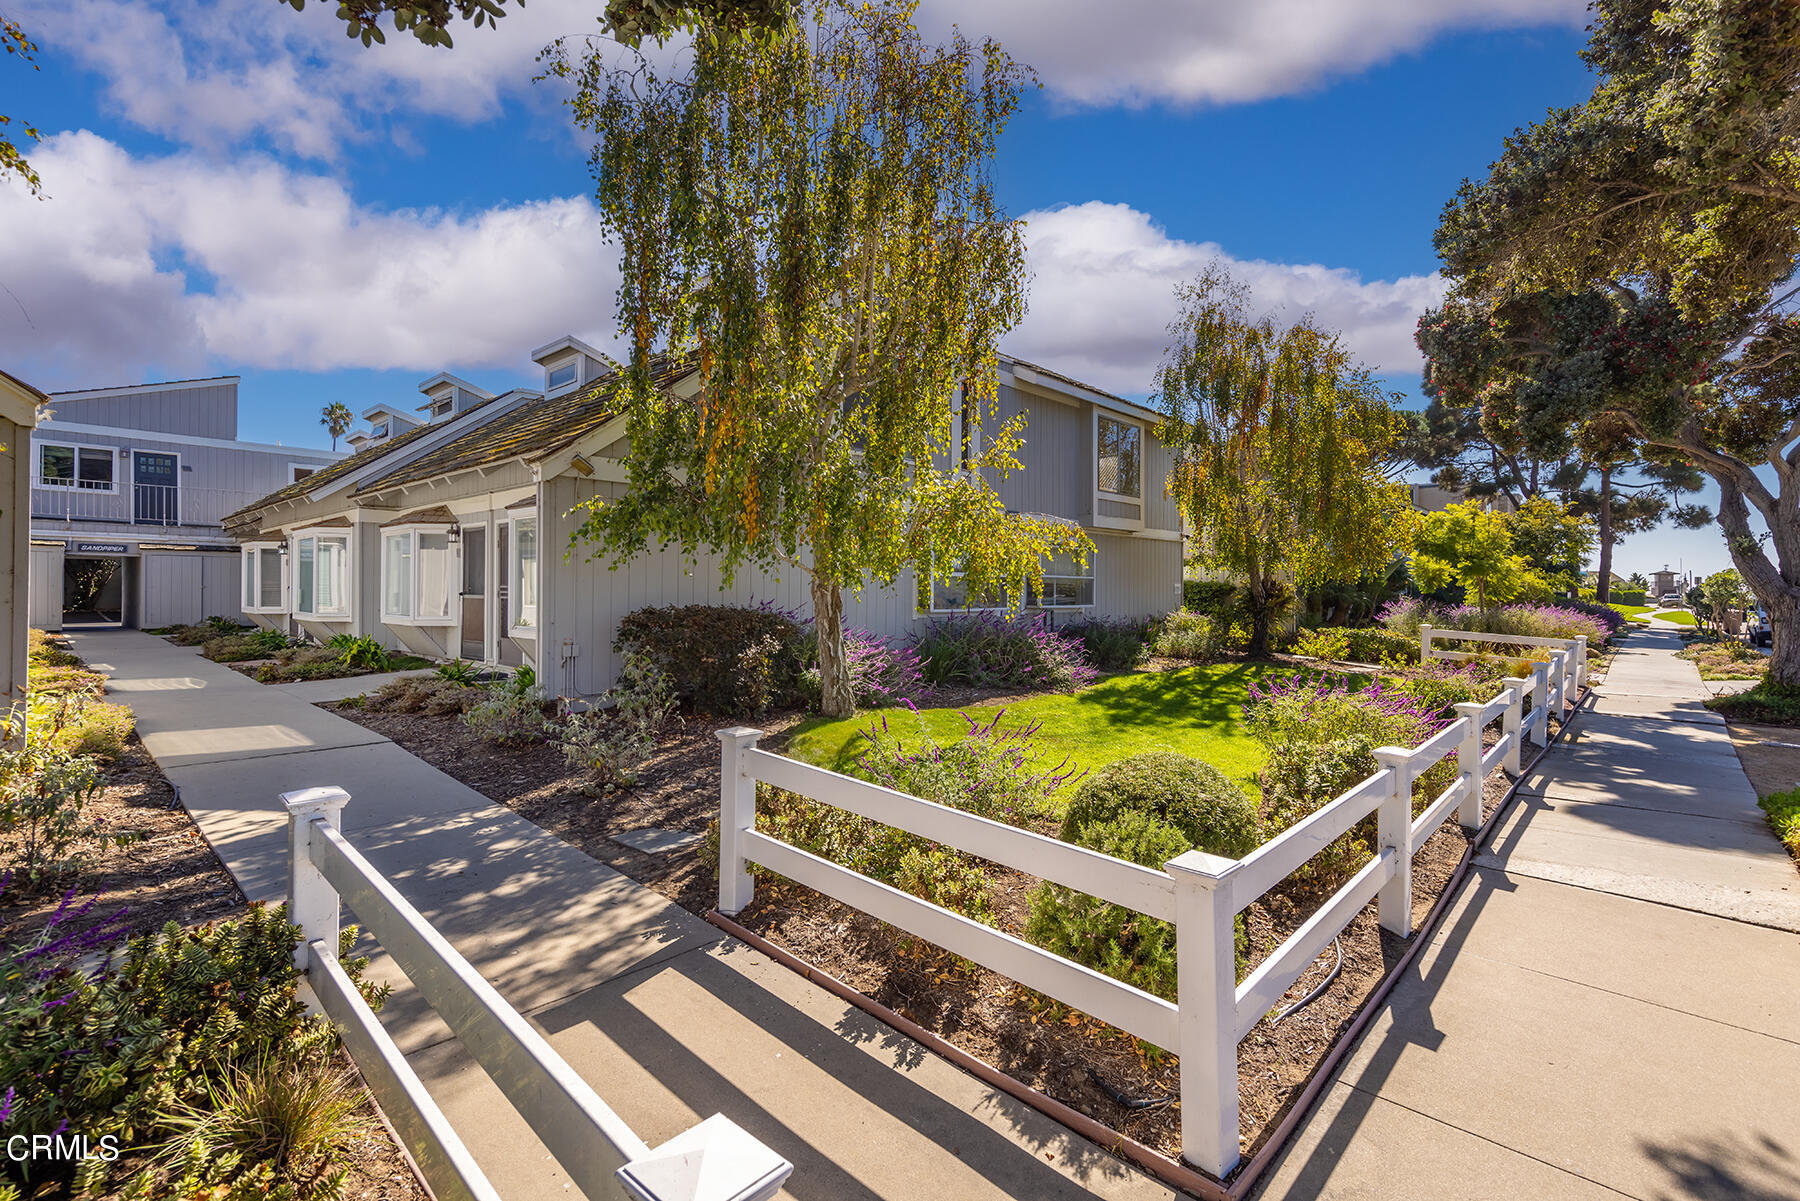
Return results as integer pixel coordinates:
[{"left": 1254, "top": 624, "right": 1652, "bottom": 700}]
[
  {"left": 223, "top": 408, "right": 480, "bottom": 525},
  {"left": 381, "top": 505, "right": 456, "bottom": 527},
  {"left": 352, "top": 356, "right": 694, "bottom": 497}
]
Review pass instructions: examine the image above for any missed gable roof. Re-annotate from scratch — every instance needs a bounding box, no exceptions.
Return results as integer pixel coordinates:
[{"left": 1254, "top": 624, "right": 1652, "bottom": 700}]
[
  {"left": 222, "top": 410, "right": 463, "bottom": 525},
  {"left": 353, "top": 356, "right": 694, "bottom": 497}
]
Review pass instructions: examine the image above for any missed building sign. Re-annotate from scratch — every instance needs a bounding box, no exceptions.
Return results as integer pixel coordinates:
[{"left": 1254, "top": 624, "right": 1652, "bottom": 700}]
[{"left": 70, "top": 541, "right": 130, "bottom": 555}]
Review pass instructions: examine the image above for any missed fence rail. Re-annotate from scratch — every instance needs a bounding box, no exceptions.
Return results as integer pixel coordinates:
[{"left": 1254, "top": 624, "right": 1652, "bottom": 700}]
[
  {"left": 717, "top": 645, "right": 1585, "bottom": 1180},
  {"left": 284, "top": 787, "right": 794, "bottom": 1201}
]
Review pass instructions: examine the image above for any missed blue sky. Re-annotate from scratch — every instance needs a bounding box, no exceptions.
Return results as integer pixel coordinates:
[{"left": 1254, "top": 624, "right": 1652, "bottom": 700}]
[{"left": 0, "top": 0, "right": 1736, "bottom": 578}]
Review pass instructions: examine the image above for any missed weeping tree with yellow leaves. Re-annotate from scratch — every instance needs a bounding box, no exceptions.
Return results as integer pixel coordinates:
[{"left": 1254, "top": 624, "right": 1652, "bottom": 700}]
[
  {"left": 551, "top": 0, "right": 1090, "bottom": 717},
  {"left": 1155, "top": 265, "right": 1413, "bottom": 655}
]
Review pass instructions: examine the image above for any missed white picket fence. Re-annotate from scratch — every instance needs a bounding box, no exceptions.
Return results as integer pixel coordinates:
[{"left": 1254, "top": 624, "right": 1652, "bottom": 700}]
[
  {"left": 284, "top": 788, "right": 794, "bottom": 1201},
  {"left": 716, "top": 641, "right": 1586, "bottom": 1180}
]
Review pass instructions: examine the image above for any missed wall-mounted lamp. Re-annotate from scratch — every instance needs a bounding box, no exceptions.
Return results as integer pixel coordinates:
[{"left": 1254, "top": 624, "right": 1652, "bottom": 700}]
[{"left": 446, "top": 525, "right": 462, "bottom": 544}]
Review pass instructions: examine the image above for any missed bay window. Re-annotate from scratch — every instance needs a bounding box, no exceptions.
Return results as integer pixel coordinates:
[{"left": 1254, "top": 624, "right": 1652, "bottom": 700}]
[
  {"left": 510, "top": 513, "right": 538, "bottom": 633},
  {"left": 293, "top": 531, "right": 350, "bottom": 618},
  {"left": 241, "top": 543, "right": 285, "bottom": 613},
  {"left": 382, "top": 525, "right": 455, "bottom": 624}
]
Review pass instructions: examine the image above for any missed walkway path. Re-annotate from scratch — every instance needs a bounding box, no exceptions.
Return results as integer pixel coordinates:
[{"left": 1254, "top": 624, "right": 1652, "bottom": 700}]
[
  {"left": 75, "top": 630, "right": 1173, "bottom": 1201},
  {"left": 1257, "top": 627, "right": 1800, "bottom": 1200}
]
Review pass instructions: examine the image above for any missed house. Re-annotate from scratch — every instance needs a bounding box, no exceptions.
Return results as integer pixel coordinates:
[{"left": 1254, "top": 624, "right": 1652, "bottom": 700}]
[
  {"left": 27, "top": 377, "right": 343, "bottom": 631},
  {"left": 1407, "top": 483, "right": 1518, "bottom": 514},
  {"left": 223, "top": 341, "right": 1185, "bottom": 697},
  {"left": 0, "top": 369, "right": 45, "bottom": 718}
]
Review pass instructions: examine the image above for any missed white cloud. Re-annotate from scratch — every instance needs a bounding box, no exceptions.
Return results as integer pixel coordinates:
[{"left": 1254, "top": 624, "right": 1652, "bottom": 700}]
[
  {"left": 0, "top": 132, "right": 624, "bottom": 383},
  {"left": 17, "top": 1, "right": 1586, "bottom": 160},
  {"left": 1009, "top": 201, "right": 1444, "bottom": 395},
  {"left": 924, "top": 0, "right": 1588, "bottom": 107}
]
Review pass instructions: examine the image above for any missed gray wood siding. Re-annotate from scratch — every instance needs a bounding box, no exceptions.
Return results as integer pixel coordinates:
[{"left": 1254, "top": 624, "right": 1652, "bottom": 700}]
[
  {"left": 543, "top": 476, "right": 923, "bottom": 695},
  {"left": 30, "top": 429, "right": 338, "bottom": 537},
  {"left": 48, "top": 381, "right": 238, "bottom": 438},
  {"left": 139, "top": 552, "right": 247, "bottom": 628},
  {"left": 989, "top": 383, "right": 1086, "bottom": 518},
  {"left": 28, "top": 544, "right": 61, "bottom": 631},
  {"left": 1092, "top": 533, "right": 1183, "bottom": 619}
]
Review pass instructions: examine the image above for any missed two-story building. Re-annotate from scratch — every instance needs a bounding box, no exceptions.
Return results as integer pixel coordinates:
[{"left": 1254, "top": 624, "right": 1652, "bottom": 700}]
[
  {"left": 223, "top": 342, "right": 1184, "bottom": 697},
  {"left": 28, "top": 376, "right": 342, "bottom": 631}
]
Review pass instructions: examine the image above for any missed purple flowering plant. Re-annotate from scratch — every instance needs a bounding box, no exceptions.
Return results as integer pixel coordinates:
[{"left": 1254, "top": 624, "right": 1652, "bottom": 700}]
[{"left": 857, "top": 704, "right": 1085, "bottom": 827}]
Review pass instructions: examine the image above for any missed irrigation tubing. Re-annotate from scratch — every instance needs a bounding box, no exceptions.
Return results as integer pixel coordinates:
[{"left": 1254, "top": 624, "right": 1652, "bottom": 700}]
[{"left": 709, "top": 685, "right": 1591, "bottom": 1200}]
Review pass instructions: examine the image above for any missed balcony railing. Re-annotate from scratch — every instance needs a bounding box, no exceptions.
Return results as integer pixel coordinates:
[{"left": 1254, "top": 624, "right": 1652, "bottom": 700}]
[{"left": 30, "top": 482, "right": 267, "bottom": 530}]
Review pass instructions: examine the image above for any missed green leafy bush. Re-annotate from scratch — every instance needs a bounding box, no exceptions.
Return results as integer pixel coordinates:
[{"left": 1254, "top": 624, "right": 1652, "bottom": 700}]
[
  {"left": 1388, "top": 660, "right": 1504, "bottom": 718},
  {"left": 893, "top": 847, "right": 994, "bottom": 922},
  {"left": 327, "top": 633, "right": 388, "bottom": 672},
  {"left": 436, "top": 658, "right": 480, "bottom": 685},
  {"left": 1760, "top": 787, "right": 1800, "bottom": 858},
  {"left": 57, "top": 699, "right": 135, "bottom": 761},
  {"left": 363, "top": 676, "right": 477, "bottom": 716},
  {"left": 0, "top": 902, "right": 385, "bottom": 1198},
  {"left": 203, "top": 629, "right": 292, "bottom": 663},
  {"left": 28, "top": 630, "right": 82, "bottom": 668},
  {"left": 558, "top": 651, "right": 676, "bottom": 790},
  {"left": 1292, "top": 626, "right": 1351, "bottom": 660},
  {"left": 1058, "top": 752, "right": 1260, "bottom": 855},
  {"left": 1258, "top": 735, "right": 1380, "bottom": 889},
  {"left": 1707, "top": 680, "right": 1800, "bottom": 725},
  {"left": 0, "top": 723, "right": 119, "bottom": 888},
  {"left": 1025, "top": 807, "right": 1246, "bottom": 1007},
  {"left": 910, "top": 613, "right": 1094, "bottom": 692},
  {"left": 1343, "top": 627, "right": 1419, "bottom": 666},
  {"left": 1182, "top": 580, "right": 1240, "bottom": 620},
  {"left": 463, "top": 678, "right": 555, "bottom": 744},
  {"left": 615, "top": 604, "right": 810, "bottom": 716},
  {"left": 1150, "top": 610, "right": 1220, "bottom": 660},
  {"left": 861, "top": 707, "right": 1081, "bottom": 828},
  {"left": 1057, "top": 617, "right": 1151, "bottom": 672}
]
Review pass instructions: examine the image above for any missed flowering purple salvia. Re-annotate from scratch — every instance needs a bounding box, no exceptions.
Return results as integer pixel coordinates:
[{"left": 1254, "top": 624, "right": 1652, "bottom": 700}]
[{"left": 0, "top": 1087, "right": 14, "bottom": 1123}]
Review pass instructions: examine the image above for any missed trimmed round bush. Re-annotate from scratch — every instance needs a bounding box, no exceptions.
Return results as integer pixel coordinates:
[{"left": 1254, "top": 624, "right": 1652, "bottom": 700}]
[{"left": 1058, "top": 752, "right": 1260, "bottom": 858}]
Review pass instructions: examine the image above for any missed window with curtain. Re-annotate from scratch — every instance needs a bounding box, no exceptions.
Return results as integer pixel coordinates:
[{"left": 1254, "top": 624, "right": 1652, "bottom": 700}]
[
  {"left": 512, "top": 515, "right": 538, "bottom": 630},
  {"left": 295, "top": 534, "right": 348, "bottom": 616}
]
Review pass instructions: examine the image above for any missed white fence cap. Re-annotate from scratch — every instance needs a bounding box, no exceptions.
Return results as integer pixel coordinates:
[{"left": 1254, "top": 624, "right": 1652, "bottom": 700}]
[{"left": 616, "top": 1114, "right": 792, "bottom": 1201}]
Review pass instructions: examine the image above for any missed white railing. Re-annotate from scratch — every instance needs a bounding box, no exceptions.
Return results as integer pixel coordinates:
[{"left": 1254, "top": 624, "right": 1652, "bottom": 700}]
[
  {"left": 284, "top": 788, "right": 794, "bottom": 1201},
  {"left": 1420, "top": 623, "right": 1587, "bottom": 711},
  {"left": 716, "top": 662, "right": 1578, "bottom": 1181},
  {"left": 30, "top": 482, "right": 270, "bottom": 529}
]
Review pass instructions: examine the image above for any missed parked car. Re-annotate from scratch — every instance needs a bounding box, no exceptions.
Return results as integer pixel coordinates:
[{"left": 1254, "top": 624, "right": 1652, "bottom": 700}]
[
  {"left": 1750, "top": 607, "right": 1774, "bottom": 647},
  {"left": 1658, "top": 592, "right": 1684, "bottom": 608}
]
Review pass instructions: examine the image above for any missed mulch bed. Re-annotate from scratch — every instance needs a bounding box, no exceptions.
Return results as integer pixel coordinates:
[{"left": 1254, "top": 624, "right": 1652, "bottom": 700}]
[{"left": 327, "top": 677, "right": 1551, "bottom": 1167}]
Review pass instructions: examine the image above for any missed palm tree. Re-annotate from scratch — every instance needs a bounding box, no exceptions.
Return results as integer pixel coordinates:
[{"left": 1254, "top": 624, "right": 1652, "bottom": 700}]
[{"left": 320, "top": 401, "right": 353, "bottom": 451}]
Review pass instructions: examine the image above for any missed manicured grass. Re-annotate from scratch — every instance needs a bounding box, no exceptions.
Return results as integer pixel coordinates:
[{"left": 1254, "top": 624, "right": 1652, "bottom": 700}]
[
  {"left": 1760, "top": 788, "right": 1800, "bottom": 858},
  {"left": 1652, "top": 609, "right": 1698, "bottom": 626},
  {"left": 1606, "top": 603, "right": 1654, "bottom": 622},
  {"left": 785, "top": 661, "right": 1327, "bottom": 802}
]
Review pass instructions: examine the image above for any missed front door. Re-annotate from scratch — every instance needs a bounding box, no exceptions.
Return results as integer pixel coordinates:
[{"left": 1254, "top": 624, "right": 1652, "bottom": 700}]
[
  {"left": 459, "top": 525, "right": 486, "bottom": 660},
  {"left": 133, "top": 452, "right": 178, "bottom": 525}
]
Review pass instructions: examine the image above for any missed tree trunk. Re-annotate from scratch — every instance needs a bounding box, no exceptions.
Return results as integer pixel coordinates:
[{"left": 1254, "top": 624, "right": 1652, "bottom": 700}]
[
  {"left": 1245, "top": 574, "right": 1272, "bottom": 657},
  {"left": 1595, "top": 464, "right": 1614, "bottom": 605},
  {"left": 1715, "top": 475, "right": 1800, "bottom": 686},
  {"left": 812, "top": 573, "right": 855, "bottom": 718}
]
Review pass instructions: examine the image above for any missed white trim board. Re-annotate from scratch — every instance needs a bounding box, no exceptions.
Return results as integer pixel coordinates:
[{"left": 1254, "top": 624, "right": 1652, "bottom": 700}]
[{"left": 38, "top": 419, "right": 342, "bottom": 461}]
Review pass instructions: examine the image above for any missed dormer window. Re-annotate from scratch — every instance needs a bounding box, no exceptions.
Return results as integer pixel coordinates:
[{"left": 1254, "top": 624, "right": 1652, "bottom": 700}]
[
  {"left": 546, "top": 359, "right": 578, "bottom": 393},
  {"left": 431, "top": 399, "right": 452, "bottom": 418},
  {"left": 371, "top": 422, "right": 389, "bottom": 439}
]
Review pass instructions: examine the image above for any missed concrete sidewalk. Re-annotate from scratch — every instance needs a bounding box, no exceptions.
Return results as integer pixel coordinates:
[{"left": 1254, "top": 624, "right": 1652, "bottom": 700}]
[
  {"left": 76, "top": 630, "right": 1172, "bottom": 1201},
  {"left": 1257, "top": 627, "right": 1800, "bottom": 1200}
]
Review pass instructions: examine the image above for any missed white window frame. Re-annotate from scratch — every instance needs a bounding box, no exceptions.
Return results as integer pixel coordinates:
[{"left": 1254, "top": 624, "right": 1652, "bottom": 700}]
[
  {"left": 291, "top": 527, "right": 352, "bottom": 620},
  {"left": 241, "top": 541, "right": 287, "bottom": 614},
  {"left": 37, "top": 442, "right": 118, "bottom": 492},
  {"left": 288, "top": 463, "right": 319, "bottom": 484},
  {"left": 1026, "top": 551, "right": 1097, "bottom": 610},
  {"left": 1093, "top": 410, "right": 1146, "bottom": 531},
  {"left": 545, "top": 355, "right": 580, "bottom": 395},
  {"left": 380, "top": 523, "right": 457, "bottom": 627},
  {"left": 509, "top": 510, "right": 540, "bottom": 635}
]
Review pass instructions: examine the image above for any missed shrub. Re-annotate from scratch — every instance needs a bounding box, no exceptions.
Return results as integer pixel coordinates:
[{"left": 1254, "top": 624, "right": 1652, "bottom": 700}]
[
  {"left": 58, "top": 700, "right": 135, "bottom": 761},
  {"left": 1058, "top": 752, "right": 1260, "bottom": 855},
  {"left": 1182, "top": 580, "right": 1240, "bottom": 620},
  {"left": 859, "top": 707, "right": 1083, "bottom": 828},
  {"left": 203, "top": 629, "right": 291, "bottom": 663},
  {"left": 841, "top": 628, "right": 932, "bottom": 707},
  {"left": 893, "top": 846, "right": 994, "bottom": 923},
  {"left": 615, "top": 604, "right": 810, "bottom": 716},
  {"left": 910, "top": 613, "right": 1095, "bottom": 692},
  {"left": 1707, "top": 680, "right": 1800, "bottom": 725},
  {"left": 1258, "top": 735, "right": 1381, "bottom": 889},
  {"left": 1760, "top": 787, "right": 1800, "bottom": 857},
  {"left": 0, "top": 732, "right": 117, "bottom": 887},
  {"left": 1561, "top": 597, "right": 1626, "bottom": 640},
  {"left": 1388, "top": 660, "right": 1503, "bottom": 718},
  {"left": 1377, "top": 598, "right": 1610, "bottom": 647},
  {"left": 28, "top": 630, "right": 81, "bottom": 668},
  {"left": 464, "top": 679, "right": 555, "bottom": 744},
  {"left": 1343, "top": 627, "right": 1420, "bottom": 666},
  {"left": 0, "top": 901, "right": 385, "bottom": 1198},
  {"left": 27, "top": 664, "right": 108, "bottom": 699},
  {"left": 1150, "top": 609, "right": 1220, "bottom": 660},
  {"left": 364, "top": 676, "right": 476, "bottom": 715},
  {"left": 326, "top": 633, "right": 388, "bottom": 672},
  {"left": 1291, "top": 626, "right": 1351, "bottom": 661},
  {"left": 557, "top": 651, "right": 675, "bottom": 790},
  {"left": 1057, "top": 617, "right": 1151, "bottom": 672},
  {"left": 1024, "top": 809, "right": 1195, "bottom": 1003}
]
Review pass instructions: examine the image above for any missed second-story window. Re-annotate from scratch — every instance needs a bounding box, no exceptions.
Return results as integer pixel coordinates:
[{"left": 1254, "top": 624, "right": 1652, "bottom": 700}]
[
  {"left": 1097, "top": 416, "right": 1141, "bottom": 498},
  {"left": 546, "top": 360, "right": 578, "bottom": 393},
  {"left": 40, "top": 445, "right": 115, "bottom": 491}
]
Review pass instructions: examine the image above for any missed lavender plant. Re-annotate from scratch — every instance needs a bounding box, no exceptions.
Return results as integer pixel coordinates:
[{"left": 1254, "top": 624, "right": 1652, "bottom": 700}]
[{"left": 909, "top": 613, "right": 1096, "bottom": 692}]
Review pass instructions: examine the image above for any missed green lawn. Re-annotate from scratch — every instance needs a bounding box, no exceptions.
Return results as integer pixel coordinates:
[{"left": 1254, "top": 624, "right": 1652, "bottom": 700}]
[
  {"left": 1607, "top": 603, "right": 1654, "bottom": 621},
  {"left": 1607, "top": 603, "right": 1696, "bottom": 626},
  {"left": 784, "top": 661, "right": 1324, "bottom": 802}
]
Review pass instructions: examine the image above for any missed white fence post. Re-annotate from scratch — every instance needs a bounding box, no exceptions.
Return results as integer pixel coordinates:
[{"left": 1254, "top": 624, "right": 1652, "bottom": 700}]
[
  {"left": 1418, "top": 623, "right": 1434, "bottom": 667},
  {"left": 1167, "top": 849, "right": 1242, "bottom": 1180},
  {"left": 1575, "top": 635, "right": 1588, "bottom": 692},
  {"left": 1500, "top": 678, "right": 1527, "bottom": 774},
  {"left": 1549, "top": 649, "right": 1567, "bottom": 720},
  {"left": 717, "top": 727, "right": 764, "bottom": 916},
  {"left": 1530, "top": 661, "right": 1551, "bottom": 745},
  {"left": 283, "top": 786, "right": 350, "bottom": 1000},
  {"left": 1372, "top": 748, "right": 1415, "bottom": 937},
  {"left": 1451, "top": 705, "right": 1484, "bottom": 831}
]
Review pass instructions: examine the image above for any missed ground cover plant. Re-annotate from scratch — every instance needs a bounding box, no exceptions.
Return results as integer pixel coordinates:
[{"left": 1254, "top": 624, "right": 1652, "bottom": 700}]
[
  {"left": 248, "top": 634, "right": 432, "bottom": 683},
  {"left": 1707, "top": 680, "right": 1800, "bottom": 725},
  {"left": 1677, "top": 637, "right": 1768, "bottom": 681},
  {"left": 1760, "top": 787, "right": 1800, "bottom": 859}
]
